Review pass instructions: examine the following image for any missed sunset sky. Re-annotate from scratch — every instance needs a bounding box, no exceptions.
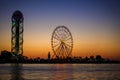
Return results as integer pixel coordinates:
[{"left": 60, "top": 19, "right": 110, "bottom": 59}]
[{"left": 0, "top": 0, "right": 120, "bottom": 60}]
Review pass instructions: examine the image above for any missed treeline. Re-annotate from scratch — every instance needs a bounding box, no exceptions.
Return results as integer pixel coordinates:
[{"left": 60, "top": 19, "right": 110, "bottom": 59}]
[{"left": 0, "top": 50, "right": 120, "bottom": 64}]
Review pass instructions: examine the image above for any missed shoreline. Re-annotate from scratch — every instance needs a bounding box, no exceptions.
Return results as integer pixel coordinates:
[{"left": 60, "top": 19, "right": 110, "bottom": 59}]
[{"left": 0, "top": 62, "right": 120, "bottom": 64}]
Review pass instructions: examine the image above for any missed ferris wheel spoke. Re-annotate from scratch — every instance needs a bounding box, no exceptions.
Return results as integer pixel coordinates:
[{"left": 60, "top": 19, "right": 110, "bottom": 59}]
[
  {"left": 54, "top": 32, "right": 61, "bottom": 40},
  {"left": 65, "top": 40, "right": 72, "bottom": 43},
  {"left": 65, "top": 42, "right": 72, "bottom": 45},
  {"left": 53, "top": 43, "right": 60, "bottom": 48},
  {"left": 62, "top": 44, "right": 68, "bottom": 58},
  {"left": 62, "top": 32, "right": 67, "bottom": 39},
  {"left": 64, "top": 44, "right": 70, "bottom": 51},
  {"left": 53, "top": 39, "right": 60, "bottom": 43},
  {"left": 64, "top": 30, "right": 68, "bottom": 34},
  {"left": 54, "top": 44, "right": 60, "bottom": 51},
  {"left": 56, "top": 44, "right": 62, "bottom": 57},
  {"left": 53, "top": 36, "right": 61, "bottom": 41},
  {"left": 65, "top": 36, "right": 72, "bottom": 41},
  {"left": 63, "top": 45, "right": 69, "bottom": 56},
  {"left": 62, "top": 45, "right": 67, "bottom": 58},
  {"left": 55, "top": 43, "right": 62, "bottom": 53},
  {"left": 53, "top": 41, "right": 59, "bottom": 43},
  {"left": 65, "top": 43, "right": 72, "bottom": 48},
  {"left": 62, "top": 29, "right": 67, "bottom": 38},
  {"left": 56, "top": 29, "right": 61, "bottom": 37},
  {"left": 64, "top": 33, "right": 70, "bottom": 39},
  {"left": 61, "top": 45, "right": 67, "bottom": 58},
  {"left": 59, "top": 45, "right": 63, "bottom": 57}
]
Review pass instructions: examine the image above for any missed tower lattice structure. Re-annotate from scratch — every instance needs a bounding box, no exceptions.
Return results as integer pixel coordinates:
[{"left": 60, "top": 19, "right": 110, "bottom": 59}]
[{"left": 11, "top": 10, "right": 24, "bottom": 56}]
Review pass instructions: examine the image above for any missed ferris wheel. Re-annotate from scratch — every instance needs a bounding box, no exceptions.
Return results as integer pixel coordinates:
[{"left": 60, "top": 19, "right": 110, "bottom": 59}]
[{"left": 51, "top": 26, "right": 73, "bottom": 59}]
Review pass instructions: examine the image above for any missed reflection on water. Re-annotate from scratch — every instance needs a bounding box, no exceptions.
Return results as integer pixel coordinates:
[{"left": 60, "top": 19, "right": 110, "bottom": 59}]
[
  {"left": 49, "top": 64, "right": 74, "bottom": 80},
  {"left": 0, "top": 64, "right": 120, "bottom": 80},
  {"left": 11, "top": 64, "right": 24, "bottom": 80}
]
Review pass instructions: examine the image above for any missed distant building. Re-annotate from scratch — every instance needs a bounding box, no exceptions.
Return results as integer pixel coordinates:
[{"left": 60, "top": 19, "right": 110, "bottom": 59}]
[
  {"left": 96, "top": 55, "right": 103, "bottom": 62},
  {"left": 0, "top": 50, "right": 12, "bottom": 61},
  {"left": 90, "top": 56, "right": 94, "bottom": 61},
  {"left": 48, "top": 52, "right": 51, "bottom": 60}
]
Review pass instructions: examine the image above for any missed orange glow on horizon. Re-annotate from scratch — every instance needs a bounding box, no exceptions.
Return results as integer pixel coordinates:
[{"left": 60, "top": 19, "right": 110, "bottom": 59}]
[{"left": 0, "top": 30, "right": 120, "bottom": 60}]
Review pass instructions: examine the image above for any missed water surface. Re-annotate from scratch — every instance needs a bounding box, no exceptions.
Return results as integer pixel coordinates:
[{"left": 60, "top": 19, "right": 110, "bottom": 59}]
[{"left": 0, "top": 64, "right": 120, "bottom": 80}]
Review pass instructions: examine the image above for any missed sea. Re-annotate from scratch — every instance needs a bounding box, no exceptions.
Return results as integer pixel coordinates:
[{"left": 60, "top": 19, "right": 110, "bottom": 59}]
[{"left": 0, "top": 64, "right": 120, "bottom": 80}]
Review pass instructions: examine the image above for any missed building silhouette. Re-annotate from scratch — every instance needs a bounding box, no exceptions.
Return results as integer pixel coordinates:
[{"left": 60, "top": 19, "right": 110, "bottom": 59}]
[{"left": 48, "top": 52, "right": 51, "bottom": 60}]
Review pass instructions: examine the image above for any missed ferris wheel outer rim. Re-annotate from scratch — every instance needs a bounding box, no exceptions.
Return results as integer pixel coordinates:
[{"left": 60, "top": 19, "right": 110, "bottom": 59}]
[{"left": 51, "top": 25, "right": 73, "bottom": 58}]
